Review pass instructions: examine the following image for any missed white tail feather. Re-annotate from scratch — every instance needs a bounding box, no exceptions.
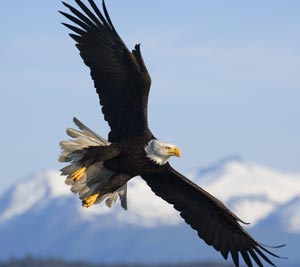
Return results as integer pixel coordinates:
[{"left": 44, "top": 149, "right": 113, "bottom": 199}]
[
  {"left": 73, "top": 117, "right": 108, "bottom": 144},
  {"left": 59, "top": 118, "right": 127, "bottom": 210}
]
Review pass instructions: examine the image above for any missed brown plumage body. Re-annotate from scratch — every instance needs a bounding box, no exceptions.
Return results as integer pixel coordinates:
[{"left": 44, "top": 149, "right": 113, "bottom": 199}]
[{"left": 79, "top": 131, "right": 166, "bottom": 173}]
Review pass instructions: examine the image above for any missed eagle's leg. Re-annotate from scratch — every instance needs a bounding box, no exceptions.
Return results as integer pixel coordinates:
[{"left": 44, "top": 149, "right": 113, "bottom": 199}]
[
  {"left": 82, "top": 193, "right": 99, "bottom": 208},
  {"left": 69, "top": 166, "right": 87, "bottom": 181}
]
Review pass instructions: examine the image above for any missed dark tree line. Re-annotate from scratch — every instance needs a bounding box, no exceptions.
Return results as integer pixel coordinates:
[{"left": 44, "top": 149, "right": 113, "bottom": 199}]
[{"left": 0, "top": 256, "right": 231, "bottom": 267}]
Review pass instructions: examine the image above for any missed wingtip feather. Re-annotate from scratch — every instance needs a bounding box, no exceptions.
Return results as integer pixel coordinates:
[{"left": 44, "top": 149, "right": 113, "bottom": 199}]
[{"left": 258, "top": 244, "right": 287, "bottom": 259}]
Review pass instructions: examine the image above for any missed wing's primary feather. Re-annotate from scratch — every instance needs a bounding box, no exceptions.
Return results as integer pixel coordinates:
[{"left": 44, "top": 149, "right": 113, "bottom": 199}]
[
  {"left": 142, "top": 166, "right": 284, "bottom": 267},
  {"left": 60, "top": 0, "right": 152, "bottom": 142}
]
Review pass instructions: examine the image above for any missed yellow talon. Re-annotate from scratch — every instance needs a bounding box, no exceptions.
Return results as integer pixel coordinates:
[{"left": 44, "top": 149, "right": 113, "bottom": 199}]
[
  {"left": 70, "top": 167, "right": 86, "bottom": 181},
  {"left": 82, "top": 193, "right": 99, "bottom": 208}
]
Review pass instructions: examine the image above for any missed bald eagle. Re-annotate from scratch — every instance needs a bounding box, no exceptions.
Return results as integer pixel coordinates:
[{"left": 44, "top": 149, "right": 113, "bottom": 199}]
[{"left": 59, "top": 1, "right": 284, "bottom": 266}]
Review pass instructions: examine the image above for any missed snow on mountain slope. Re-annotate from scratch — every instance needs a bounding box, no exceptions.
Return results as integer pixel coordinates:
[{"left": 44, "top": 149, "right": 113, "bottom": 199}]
[
  {"left": 282, "top": 197, "right": 300, "bottom": 233},
  {"left": 78, "top": 177, "right": 182, "bottom": 227},
  {"left": 0, "top": 157, "right": 299, "bottom": 229},
  {"left": 0, "top": 170, "right": 69, "bottom": 224},
  {"left": 0, "top": 169, "right": 181, "bottom": 227},
  {"left": 255, "top": 196, "right": 300, "bottom": 233},
  {"left": 188, "top": 157, "right": 300, "bottom": 226},
  {"left": 0, "top": 158, "right": 299, "bottom": 263}
]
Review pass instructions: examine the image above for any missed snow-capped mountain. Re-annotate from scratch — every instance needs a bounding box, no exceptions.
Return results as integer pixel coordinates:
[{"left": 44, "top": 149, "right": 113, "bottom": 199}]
[
  {"left": 188, "top": 157, "right": 300, "bottom": 229},
  {"left": 0, "top": 157, "right": 299, "bottom": 264}
]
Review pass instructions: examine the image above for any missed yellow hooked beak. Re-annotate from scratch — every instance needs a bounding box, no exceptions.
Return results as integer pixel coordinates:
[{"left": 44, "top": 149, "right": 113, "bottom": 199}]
[{"left": 168, "top": 146, "right": 181, "bottom": 157}]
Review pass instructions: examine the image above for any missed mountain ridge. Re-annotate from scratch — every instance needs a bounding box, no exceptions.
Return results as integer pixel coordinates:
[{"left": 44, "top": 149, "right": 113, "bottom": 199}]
[{"left": 0, "top": 158, "right": 299, "bottom": 263}]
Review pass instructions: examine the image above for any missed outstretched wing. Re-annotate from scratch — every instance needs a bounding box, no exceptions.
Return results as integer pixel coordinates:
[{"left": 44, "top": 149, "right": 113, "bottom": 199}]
[
  {"left": 60, "top": 0, "right": 151, "bottom": 142},
  {"left": 142, "top": 166, "right": 284, "bottom": 267}
]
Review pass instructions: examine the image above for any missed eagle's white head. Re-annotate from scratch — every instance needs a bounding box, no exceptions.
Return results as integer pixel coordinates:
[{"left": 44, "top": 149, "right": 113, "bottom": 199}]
[{"left": 144, "top": 139, "right": 181, "bottom": 166}]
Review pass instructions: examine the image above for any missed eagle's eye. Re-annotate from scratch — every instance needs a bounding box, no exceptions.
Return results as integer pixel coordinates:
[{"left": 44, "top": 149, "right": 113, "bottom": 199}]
[{"left": 164, "top": 146, "right": 171, "bottom": 150}]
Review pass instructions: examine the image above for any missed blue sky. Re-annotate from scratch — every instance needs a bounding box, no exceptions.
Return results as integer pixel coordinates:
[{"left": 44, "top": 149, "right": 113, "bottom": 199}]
[{"left": 1, "top": 0, "right": 300, "bottom": 192}]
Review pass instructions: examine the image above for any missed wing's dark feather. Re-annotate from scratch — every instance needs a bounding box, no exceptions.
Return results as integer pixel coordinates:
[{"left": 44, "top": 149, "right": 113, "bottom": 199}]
[
  {"left": 189, "top": 210, "right": 207, "bottom": 231},
  {"left": 241, "top": 250, "right": 253, "bottom": 267},
  {"left": 229, "top": 235, "right": 240, "bottom": 266},
  {"left": 231, "top": 250, "right": 240, "bottom": 267},
  {"left": 254, "top": 247, "right": 276, "bottom": 266},
  {"left": 61, "top": 4, "right": 116, "bottom": 51},
  {"left": 61, "top": 0, "right": 152, "bottom": 142},
  {"left": 202, "top": 218, "right": 216, "bottom": 246},
  {"left": 212, "top": 223, "right": 223, "bottom": 251},
  {"left": 63, "top": 0, "right": 113, "bottom": 46},
  {"left": 184, "top": 207, "right": 199, "bottom": 229},
  {"left": 142, "top": 166, "right": 283, "bottom": 267},
  {"left": 249, "top": 250, "right": 264, "bottom": 267},
  {"left": 70, "top": 33, "right": 82, "bottom": 43},
  {"left": 102, "top": 0, "right": 117, "bottom": 33},
  {"left": 259, "top": 244, "right": 285, "bottom": 259},
  {"left": 74, "top": 0, "right": 102, "bottom": 27},
  {"left": 87, "top": 0, "right": 112, "bottom": 30},
  {"left": 219, "top": 228, "right": 230, "bottom": 259},
  {"left": 62, "top": 2, "right": 96, "bottom": 28},
  {"left": 62, "top": 23, "right": 85, "bottom": 35},
  {"left": 60, "top": 11, "right": 90, "bottom": 31},
  {"left": 221, "top": 249, "right": 229, "bottom": 260}
]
